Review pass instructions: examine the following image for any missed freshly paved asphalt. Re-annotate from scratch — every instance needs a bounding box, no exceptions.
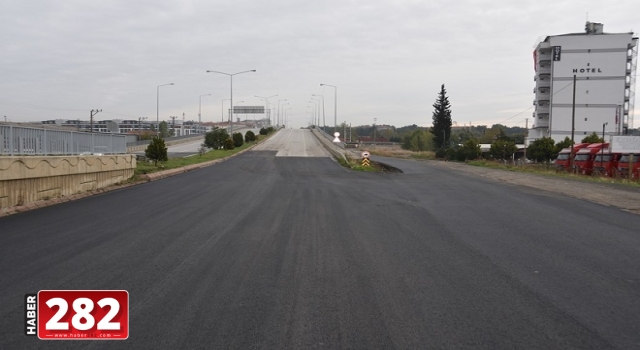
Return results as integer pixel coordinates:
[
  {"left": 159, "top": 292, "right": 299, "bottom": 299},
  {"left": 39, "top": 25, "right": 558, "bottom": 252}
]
[{"left": 1, "top": 129, "right": 640, "bottom": 349}]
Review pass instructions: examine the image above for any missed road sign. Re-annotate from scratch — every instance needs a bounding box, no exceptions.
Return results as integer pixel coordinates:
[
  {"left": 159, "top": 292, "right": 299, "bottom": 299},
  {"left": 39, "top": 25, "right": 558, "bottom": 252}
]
[
  {"left": 333, "top": 132, "right": 341, "bottom": 142},
  {"left": 361, "top": 151, "right": 370, "bottom": 159}
]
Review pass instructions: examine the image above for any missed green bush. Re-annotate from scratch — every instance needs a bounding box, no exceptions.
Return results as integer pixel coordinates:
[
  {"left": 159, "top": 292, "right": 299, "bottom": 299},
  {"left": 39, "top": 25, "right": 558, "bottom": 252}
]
[
  {"left": 245, "top": 130, "right": 256, "bottom": 142},
  {"left": 435, "top": 148, "right": 447, "bottom": 159},
  {"left": 445, "top": 148, "right": 456, "bottom": 160},
  {"left": 455, "top": 139, "right": 481, "bottom": 161},
  {"left": 205, "top": 128, "right": 230, "bottom": 149},
  {"left": 259, "top": 128, "right": 267, "bottom": 135},
  {"left": 489, "top": 139, "right": 517, "bottom": 160},
  {"left": 223, "top": 138, "right": 235, "bottom": 150},
  {"left": 527, "top": 137, "right": 556, "bottom": 162},
  {"left": 232, "top": 132, "right": 244, "bottom": 147}
]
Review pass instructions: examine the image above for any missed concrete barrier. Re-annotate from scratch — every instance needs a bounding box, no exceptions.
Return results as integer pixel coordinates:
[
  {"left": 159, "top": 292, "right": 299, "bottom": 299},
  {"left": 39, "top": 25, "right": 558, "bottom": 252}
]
[
  {"left": 0, "top": 155, "right": 135, "bottom": 209},
  {"left": 310, "top": 128, "right": 347, "bottom": 161}
]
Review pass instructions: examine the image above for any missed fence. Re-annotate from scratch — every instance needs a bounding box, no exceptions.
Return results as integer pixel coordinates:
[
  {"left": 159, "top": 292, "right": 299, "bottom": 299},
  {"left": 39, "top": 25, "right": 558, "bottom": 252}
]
[{"left": 0, "top": 125, "right": 127, "bottom": 155}]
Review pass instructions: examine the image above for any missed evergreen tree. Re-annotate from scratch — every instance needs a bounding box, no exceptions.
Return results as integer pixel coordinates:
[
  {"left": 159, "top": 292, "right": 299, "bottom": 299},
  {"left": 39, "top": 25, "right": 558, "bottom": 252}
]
[
  {"left": 145, "top": 136, "right": 168, "bottom": 166},
  {"left": 430, "top": 84, "right": 453, "bottom": 149}
]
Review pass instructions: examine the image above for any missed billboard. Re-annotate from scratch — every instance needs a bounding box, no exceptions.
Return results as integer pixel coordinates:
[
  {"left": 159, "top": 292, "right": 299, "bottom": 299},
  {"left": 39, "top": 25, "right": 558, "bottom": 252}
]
[
  {"left": 233, "top": 106, "right": 264, "bottom": 114},
  {"left": 609, "top": 136, "right": 640, "bottom": 153}
]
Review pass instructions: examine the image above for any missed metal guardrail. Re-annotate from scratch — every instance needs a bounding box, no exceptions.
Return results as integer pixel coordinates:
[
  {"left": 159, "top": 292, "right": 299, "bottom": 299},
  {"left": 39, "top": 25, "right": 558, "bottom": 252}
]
[
  {"left": 316, "top": 127, "right": 346, "bottom": 149},
  {"left": 0, "top": 125, "right": 126, "bottom": 155},
  {"left": 126, "top": 133, "right": 205, "bottom": 147}
]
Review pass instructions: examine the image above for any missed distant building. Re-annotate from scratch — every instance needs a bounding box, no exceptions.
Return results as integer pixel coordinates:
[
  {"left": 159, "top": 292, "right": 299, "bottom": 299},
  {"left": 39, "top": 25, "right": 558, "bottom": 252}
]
[
  {"left": 40, "top": 119, "right": 212, "bottom": 136},
  {"left": 530, "top": 22, "right": 638, "bottom": 144}
]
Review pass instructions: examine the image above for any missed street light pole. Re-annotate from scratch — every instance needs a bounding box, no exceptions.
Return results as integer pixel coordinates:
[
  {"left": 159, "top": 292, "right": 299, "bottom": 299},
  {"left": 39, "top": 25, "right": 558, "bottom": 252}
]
[
  {"left": 255, "top": 94, "right": 278, "bottom": 126},
  {"left": 221, "top": 99, "right": 230, "bottom": 123},
  {"left": 320, "top": 83, "right": 337, "bottom": 131},
  {"left": 255, "top": 95, "right": 278, "bottom": 125},
  {"left": 307, "top": 107, "right": 314, "bottom": 126},
  {"left": 280, "top": 102, "right": 289, "bottom": 127},
  {"left": 285, "top": 108, "right": 291, "bottom": 127},
  {"left": 206, "top": 70, "right": 256, "bottom": 134},
  {"left": 199, "top": 94, "right": 211, "bottom": 124},
  {"left": 312, "top": 94, "right": 325, "bottom": 132},
  {"left": 236, "top": 100, "right": 245, "bottom": 124},
  {"left": 277, "top": 99, "right": 287, "bottom": 127},
  {"left": 601, "top": 122, "right": 608, "bottom": 170},
  {"left": 309, "top": 100, "right": 319, "bottom": 126},
  {"left": 157, "top": 83, "right": 174, "bottom": 136}
]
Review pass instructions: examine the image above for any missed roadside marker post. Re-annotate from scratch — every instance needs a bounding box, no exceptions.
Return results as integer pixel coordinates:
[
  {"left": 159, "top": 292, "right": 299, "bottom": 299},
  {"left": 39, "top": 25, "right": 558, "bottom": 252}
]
[{"left": 361, "top": 151, "right": 370, "bottom": 167}]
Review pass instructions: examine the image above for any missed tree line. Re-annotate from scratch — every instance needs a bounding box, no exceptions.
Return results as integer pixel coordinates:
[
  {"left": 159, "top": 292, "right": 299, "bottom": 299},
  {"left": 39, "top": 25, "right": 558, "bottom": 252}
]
[
  {"left": 349, "top": 84, "right": 609, "bottom": 162},
  {"left": 145, "top": 126, "right": 274, "bottom": 166}
]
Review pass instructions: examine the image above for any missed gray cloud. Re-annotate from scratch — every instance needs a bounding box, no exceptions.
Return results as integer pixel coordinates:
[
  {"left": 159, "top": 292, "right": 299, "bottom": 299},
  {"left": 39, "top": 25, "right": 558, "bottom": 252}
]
[{"left": 1, "top": 0, "right": 638, "bottom": 128}]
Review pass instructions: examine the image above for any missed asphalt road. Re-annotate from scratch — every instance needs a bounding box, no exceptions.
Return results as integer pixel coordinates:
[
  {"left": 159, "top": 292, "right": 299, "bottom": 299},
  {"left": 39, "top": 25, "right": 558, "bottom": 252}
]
[{"left": 1, "top": 129, "right": 640, "bottom": 349}]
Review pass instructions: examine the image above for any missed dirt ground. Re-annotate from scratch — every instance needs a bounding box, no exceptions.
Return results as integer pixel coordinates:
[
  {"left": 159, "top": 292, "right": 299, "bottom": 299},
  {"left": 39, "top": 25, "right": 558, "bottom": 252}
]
[
  {"left": 363, "top": 143, "right": 640, "bottom": 216},
  {"left": 425, "top": 160, "right": 640, "bottom": 215}
]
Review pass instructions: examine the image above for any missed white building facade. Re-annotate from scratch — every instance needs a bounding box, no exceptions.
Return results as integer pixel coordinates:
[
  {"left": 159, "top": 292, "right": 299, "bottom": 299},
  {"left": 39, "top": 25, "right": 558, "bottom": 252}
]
[{"left": 530, "top": 22, "right": 638, "bottom": 143}]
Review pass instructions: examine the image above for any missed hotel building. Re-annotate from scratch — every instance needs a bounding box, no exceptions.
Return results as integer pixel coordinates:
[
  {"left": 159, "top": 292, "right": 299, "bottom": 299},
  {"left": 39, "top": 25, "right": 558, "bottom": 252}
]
[{"left": 530, "top": 22, "right": 638, "bottom": 143}]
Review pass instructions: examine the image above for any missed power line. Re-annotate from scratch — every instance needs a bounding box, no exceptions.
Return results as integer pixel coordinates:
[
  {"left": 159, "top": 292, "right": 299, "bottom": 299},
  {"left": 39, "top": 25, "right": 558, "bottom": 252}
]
[{"left": 495, "top": 81, "right": 574, "bottom": 124}]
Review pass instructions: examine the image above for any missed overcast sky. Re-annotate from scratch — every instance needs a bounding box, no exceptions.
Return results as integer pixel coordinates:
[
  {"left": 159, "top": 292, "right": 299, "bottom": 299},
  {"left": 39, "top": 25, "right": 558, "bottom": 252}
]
[{"left": 1, "top": 0, "right": 638, "bottom": 129}]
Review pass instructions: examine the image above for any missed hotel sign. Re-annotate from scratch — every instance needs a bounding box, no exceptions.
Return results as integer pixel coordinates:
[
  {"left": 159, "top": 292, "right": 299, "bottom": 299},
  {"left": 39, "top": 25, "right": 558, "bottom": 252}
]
[
  {"left": 552, "top": 46, "right": 561, "bottom": 61},
  {"left": 572, "top": 68, "right": 602, "bottom": 73}
]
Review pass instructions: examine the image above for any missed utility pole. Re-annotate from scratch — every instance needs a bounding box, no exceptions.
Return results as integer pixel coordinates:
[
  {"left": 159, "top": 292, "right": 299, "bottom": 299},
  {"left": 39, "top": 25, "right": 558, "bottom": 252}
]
[
  {"left": 169, "top": 116, "right": 178, "bottom": 136},
  {"left": 90, "top": 109, "right": 102, "bottom": 133},
  {"left": 138, "top": 117, "right": 147, "bottom": 135},
  {"left": 524, "top": 118, "right": 528, "bottom": 161},
  {"left": 570, "top": 75, "right": 576, "bottom": 171},
  {"left": 373, "top": 118, "right": 377, "bottom": 142}
]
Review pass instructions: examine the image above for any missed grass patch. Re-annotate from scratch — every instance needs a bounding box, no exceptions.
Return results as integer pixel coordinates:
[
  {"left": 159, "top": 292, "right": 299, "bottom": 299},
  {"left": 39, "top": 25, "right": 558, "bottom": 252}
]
[
  {"left": 466, "top": 160, "right": 640, "bottom": 188},
  {"left": 336, "top": 155, "right": 385, "bottom": 172},
  {"left": 369, "top": 148, "right": 435, "bottom": 160},
  {"left": 135, "top": 140, "right": 258, "bottom": 176}
]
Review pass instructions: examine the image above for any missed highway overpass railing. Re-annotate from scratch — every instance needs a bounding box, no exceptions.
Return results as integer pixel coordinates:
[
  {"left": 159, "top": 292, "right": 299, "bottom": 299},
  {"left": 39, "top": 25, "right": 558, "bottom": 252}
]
[{"left": 0, "top": 125, "right": 126, "bottom": 155}]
